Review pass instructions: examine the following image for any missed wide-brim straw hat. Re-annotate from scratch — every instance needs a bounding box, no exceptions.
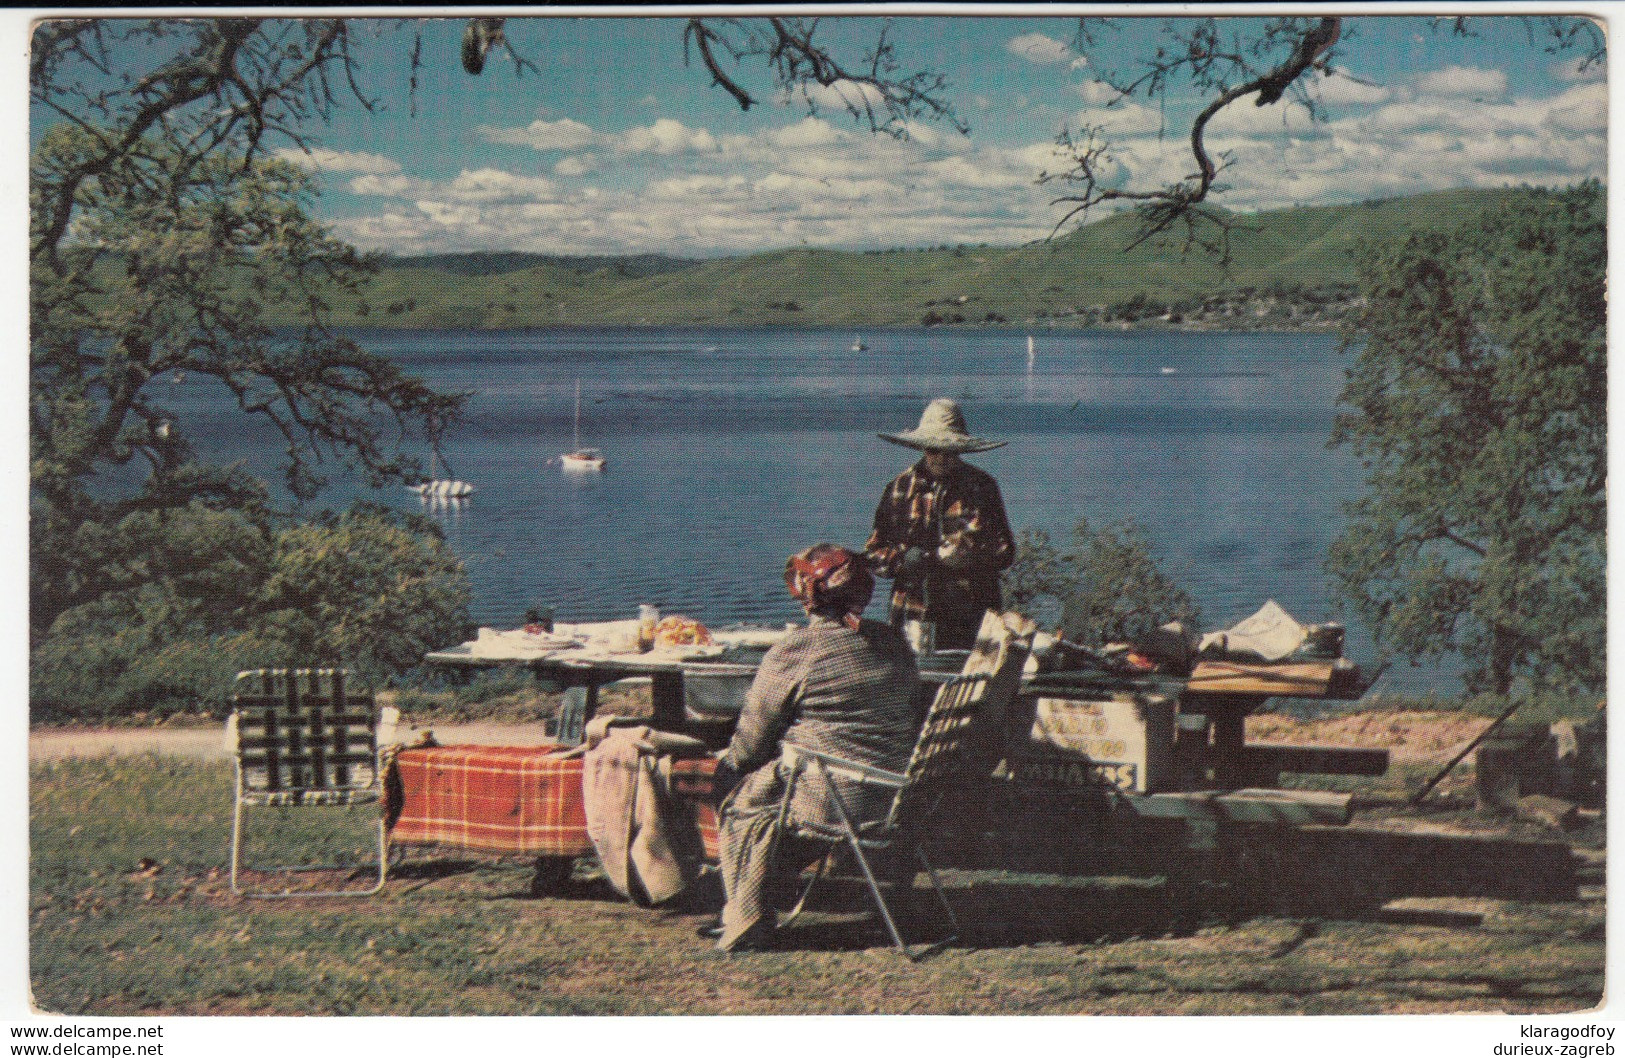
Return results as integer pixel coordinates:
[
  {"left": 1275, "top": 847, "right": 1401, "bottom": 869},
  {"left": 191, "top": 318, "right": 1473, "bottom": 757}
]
[{"left": 879, "top": 398, "right": 1007, "bottom": 453}]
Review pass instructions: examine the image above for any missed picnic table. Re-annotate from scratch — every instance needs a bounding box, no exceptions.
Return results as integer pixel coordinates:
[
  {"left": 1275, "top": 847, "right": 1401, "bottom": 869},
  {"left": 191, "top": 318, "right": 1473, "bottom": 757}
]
[
  {"left": 423, "top": 621, "right": 768, "bottom": 739},
  {"left": 424, "top": 620, "right": 967, "bottom": 744},
  {"left": 424, "top": 621, "right": 1385, "bottom": 794}
]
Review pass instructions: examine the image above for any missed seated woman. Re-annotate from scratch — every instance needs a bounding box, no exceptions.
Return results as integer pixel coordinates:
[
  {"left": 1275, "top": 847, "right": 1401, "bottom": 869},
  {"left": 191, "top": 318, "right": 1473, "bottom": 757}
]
[{"left": 708, "top": 543, "right": 922, "bottom": 952}]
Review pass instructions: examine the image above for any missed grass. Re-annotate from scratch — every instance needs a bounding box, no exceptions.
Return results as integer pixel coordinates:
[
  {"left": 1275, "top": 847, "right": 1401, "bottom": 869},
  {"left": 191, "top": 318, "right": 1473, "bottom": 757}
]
[{"left": 30, "top": 751, "right": 1604, "bottom": 1016}]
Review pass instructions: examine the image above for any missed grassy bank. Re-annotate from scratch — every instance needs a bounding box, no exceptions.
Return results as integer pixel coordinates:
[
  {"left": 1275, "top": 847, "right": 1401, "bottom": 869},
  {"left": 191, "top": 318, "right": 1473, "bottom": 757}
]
[
  {"left": 30, "top": 745, "right": 1603, "bottom": 1016},
  {"left": 231, "top": 188, "right": 1518, "bottom": 332}
]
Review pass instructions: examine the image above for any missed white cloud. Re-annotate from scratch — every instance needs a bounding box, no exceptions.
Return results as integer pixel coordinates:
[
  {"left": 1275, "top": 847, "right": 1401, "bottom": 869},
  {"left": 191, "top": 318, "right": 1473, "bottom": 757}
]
[
  {"left": 1070, "top": 98, "right": 1164, "bottom": 138},
  {"left": 1207, "top": 97, "right": 1319, "bottom": 138},
  {"left": 617, "top": 118, "right": 717, "bottom": 156},
  {"left": 1545, "top": 80, "right": 1607, "bottom": 135},
  {"left": 1551, "top": 54, "right": 1606, "bottom": 82},
  {"left": 446, "top": 168, "right": 559, "bottom": 203},
  {"left": 553, "top": 155, "right": 599, "bottom": 177},
  {"left": 1416, "top": 65, "right": 1508, "bottom": 98},
  {"left": 275, "top": 147, "right": 401, "bottom": 176},
  {"left": 794, "top": 79, "right": 889, "bottom": 117},
  {"left": 414, "top": 201, "right": 483, "bottom": 228},
  {"left": 1312, "top": 72, "right": 1399, "bottom": 108},
  {"left": 1073, "top": 80, "right": 1121, "bottom": 106},
  {"left": 1007, "top": 33, "right": 1074, "bottom": 65},
  {"left": 644, "top": 174, "right": 752, "bottom": 202},
  {"left": 349, "top": 173, "right": 416, "bottom": 197},
  {"left": 767, "top": 117, "right": 847, "bottom": 150},
  {"left": 482, "top": 115, "right": 721, "bottom": 158},
  {"left": 482, "top": 117, "right": 600, "bottom": 151},
  {"left": 1194, "top": 79, "right": 1605, "bottom": 211},
  {"left": 324, "top": 65, "right": 1603, "bottom": 259},
  {"left": 330, "top": 108, "right": 1059, "bottom": 255}
]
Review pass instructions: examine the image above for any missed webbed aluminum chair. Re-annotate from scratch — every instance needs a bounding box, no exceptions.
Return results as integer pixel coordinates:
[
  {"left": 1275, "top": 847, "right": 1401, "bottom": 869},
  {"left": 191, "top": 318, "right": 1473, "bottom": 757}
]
[
  {"left": 773, "top": 612, "right": 1035, "bottom": 960},
  {"left": 226, "top": 668, "right": 397, "bottom": 898}
]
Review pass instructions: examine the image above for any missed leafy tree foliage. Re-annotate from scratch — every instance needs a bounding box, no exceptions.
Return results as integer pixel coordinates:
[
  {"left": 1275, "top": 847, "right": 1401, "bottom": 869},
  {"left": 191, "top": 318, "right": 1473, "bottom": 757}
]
[
  {"left": 1328, "top": 182, "right": 1605, "bottom": 695},
  {"left": 258, "top": 504, "right": 471, "bottom": 681},
  {"left": 31, "top": 22, "right": 467, "bottom": 645},
  {"left": 1005, "top": 520, "right": 1200, "bottom": 646},
  {"left": 31, "top": 503, "right": 469, "bottom": 718}
]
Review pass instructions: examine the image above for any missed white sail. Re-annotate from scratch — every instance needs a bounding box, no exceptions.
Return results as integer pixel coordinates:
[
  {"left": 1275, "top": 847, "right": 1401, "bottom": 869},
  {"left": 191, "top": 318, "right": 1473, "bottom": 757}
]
[{"left": 562, "top": 379, "right": 606, "bottom": 471}]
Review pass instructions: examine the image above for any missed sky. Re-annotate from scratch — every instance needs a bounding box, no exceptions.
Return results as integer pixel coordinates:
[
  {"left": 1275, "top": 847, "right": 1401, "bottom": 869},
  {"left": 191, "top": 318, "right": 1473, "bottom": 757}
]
[{"left": 33, "top": 13, "right": 1613, "bottom": 258}]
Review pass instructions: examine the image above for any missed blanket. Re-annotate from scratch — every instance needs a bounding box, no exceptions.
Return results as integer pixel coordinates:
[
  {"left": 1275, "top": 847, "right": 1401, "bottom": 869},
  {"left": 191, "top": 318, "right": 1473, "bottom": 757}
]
[{"left": 582, "top": 719, "right": 713, "bottom": 905}]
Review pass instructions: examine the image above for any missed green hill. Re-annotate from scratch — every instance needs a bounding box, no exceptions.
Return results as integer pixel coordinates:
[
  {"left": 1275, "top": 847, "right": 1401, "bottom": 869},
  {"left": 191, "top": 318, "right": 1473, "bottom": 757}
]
[{"left": 304, "top": 188, "right": 1521, "bottom": 330}]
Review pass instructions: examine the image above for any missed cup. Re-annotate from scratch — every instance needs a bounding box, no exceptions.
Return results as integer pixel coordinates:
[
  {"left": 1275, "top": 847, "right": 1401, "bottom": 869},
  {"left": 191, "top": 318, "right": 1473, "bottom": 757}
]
[{"left": 638, "top": 604, "right": 659, "bottom": 652}]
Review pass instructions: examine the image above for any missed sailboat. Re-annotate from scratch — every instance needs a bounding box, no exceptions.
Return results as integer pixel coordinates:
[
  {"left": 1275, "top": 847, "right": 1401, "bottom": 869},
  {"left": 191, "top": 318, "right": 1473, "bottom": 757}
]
[
  {"left": 560, "top": 380, "right": 606, "bottom": 472},
  {"left": 850, "top": 336, "right": 867, "bottom": 352},
  {"left": 407, "top": 450, "right": 474, "bottom": 498},
  {"left": 1026, "top": 335, "right": 1035, "bottom": 372}
]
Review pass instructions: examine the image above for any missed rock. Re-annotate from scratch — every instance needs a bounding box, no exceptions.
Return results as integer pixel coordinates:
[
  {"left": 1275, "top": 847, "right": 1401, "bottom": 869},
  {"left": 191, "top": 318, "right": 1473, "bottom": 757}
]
[{"left": 1517, "top": 794, "right": 1581, "bottom": 831}]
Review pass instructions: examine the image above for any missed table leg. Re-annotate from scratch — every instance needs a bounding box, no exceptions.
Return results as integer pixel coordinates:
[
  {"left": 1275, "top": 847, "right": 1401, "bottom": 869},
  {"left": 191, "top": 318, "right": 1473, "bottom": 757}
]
[
  {"left": 650, "top": 671, "right": 686, "bottom": 731},
  {"left": 557, "top": 683, "right": 598, "bottom": 745},
  {"left": 1210, "top": 709, "right": 1246, "bottom": 789}
]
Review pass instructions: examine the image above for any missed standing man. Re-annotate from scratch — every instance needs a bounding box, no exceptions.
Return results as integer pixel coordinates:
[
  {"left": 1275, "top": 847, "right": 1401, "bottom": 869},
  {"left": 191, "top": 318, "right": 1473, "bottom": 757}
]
[{"left": 866, "top": 399, "right": 1016, "bottom": 652}]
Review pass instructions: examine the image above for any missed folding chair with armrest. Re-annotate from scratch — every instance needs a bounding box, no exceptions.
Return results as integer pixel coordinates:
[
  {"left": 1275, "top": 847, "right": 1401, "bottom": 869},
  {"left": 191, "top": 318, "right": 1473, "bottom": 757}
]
[
  {"left": 226, "top": 668, "right": 397, "bottom": 898},
  {"left": 771, "top": 612, "right": 1035, "bottom": 960}
]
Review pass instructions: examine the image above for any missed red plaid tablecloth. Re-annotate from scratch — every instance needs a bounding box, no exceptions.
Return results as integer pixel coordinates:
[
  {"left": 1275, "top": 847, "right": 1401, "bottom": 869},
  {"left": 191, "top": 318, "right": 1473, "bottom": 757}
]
[
  {"left": 387, "top": 745, "right": 593, "bottom": 855},
  {"left": 387, "top": 744, "right": 719, "bottom": 859}
]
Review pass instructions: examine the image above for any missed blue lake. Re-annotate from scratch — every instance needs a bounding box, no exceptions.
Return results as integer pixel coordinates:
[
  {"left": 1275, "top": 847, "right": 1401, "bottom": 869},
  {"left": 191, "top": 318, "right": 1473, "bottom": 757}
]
[{"left": 171, "top": 325, "right": 1457, "bottom": 695}]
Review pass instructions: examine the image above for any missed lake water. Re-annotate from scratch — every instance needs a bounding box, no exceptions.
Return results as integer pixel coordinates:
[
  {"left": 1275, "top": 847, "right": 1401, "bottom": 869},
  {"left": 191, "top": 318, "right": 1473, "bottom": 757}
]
[{"left": 174, "top": 325, "right": 1457, "bottom": 694}]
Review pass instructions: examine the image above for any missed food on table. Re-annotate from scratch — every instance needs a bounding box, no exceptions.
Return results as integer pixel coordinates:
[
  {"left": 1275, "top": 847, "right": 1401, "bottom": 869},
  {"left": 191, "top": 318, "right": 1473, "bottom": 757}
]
[{"left": 654, "top": 616, "right": 713, "bottom": 647}]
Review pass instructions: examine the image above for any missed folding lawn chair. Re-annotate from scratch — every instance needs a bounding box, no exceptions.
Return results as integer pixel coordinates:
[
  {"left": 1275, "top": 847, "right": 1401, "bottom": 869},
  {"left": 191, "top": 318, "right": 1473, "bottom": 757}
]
[
  {"left": 772, "top": 611, "right": 1035, "bottom": 960},
  {"left": 226, "top": 668, "right": 397, "bottom": 898}
]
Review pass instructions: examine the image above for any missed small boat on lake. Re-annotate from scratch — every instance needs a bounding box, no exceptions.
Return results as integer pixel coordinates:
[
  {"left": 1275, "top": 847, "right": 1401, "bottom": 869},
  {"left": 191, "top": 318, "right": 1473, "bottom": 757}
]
[
  {"left": 561, "top": 380, "right": 606, "bottom": 472},
  {"left": 851, "top": 336, "right": 868, "bottom": 352},
  {"left": 407, "top": 451, "right": 474, "bottom": 498}
]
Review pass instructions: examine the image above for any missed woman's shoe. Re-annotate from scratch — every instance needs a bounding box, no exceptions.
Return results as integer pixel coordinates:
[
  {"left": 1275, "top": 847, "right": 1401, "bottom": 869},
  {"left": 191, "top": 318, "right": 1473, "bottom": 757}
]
[{"left": 718, "top": 919, "right": 778, "bottom": 953}]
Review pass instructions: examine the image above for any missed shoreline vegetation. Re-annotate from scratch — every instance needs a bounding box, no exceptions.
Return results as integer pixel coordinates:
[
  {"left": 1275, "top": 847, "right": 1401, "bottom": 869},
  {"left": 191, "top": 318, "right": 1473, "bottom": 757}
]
[{"left": 264, "top": 187, "right": 1518, "bottom": 333}]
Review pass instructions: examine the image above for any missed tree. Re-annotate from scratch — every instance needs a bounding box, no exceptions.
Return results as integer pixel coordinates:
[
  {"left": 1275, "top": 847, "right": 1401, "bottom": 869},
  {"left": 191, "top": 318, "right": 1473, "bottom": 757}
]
[
  {"left": 30, "top": 21, "right": 468, "bottom": 644},
  {"left": 1044, "top": 16, "right": 1604, "bottom": 262},
  {"left": 682, "top": 17, "right": 964, "bottom": 137},
  {"left": 1005, "top": 520, "right": 1199, "bottom": 646},
  {"left": 30, "top": 502, "right": 470, "bottom": 717},
  {"left": 29, "top": 17, "right": 958, "bottom": 647},
  {"left": 1327, "top": 182, "right": 1605, "bottom": 696}
]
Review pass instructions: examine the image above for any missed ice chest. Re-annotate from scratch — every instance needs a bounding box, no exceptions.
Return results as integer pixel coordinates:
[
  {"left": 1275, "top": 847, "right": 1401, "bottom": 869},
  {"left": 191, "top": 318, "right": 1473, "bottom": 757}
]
[{"left": 1004, "top": 690, "right": 1177, "bottom": 794}]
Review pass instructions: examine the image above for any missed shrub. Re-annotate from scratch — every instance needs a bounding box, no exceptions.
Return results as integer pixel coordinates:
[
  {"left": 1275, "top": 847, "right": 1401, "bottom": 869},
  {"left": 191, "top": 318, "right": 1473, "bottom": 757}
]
[{"left": 1005, "top": 519, "right": 1200, "bottom": 646}]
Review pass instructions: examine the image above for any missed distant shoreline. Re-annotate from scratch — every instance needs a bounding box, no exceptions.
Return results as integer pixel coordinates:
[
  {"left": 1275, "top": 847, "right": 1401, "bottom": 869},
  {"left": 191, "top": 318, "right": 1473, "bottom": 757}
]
[
  {"left": 320, "top": 317, "right": 1343, "bottom": 336},
  {"left": 290, "top": 189, "right": 1505, "bottom": 333}
]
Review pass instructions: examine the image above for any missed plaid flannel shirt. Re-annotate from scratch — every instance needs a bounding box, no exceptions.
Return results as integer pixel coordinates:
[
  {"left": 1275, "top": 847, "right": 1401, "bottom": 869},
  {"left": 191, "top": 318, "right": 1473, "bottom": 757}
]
[{"left": 864, "top": 458, "right": 1016, "bottom": 626}]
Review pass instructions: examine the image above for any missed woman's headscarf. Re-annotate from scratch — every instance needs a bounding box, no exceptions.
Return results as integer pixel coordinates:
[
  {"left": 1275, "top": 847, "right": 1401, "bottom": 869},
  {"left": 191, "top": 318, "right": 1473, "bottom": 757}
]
[{"left": 784, "top": 543, "right": 874, "bottom": 629}]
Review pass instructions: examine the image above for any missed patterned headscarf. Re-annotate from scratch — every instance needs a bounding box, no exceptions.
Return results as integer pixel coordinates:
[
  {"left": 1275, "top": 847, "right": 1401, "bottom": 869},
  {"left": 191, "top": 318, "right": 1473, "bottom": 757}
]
[{"left": 784, "top": 544, "right": 875, "bottom": 628}]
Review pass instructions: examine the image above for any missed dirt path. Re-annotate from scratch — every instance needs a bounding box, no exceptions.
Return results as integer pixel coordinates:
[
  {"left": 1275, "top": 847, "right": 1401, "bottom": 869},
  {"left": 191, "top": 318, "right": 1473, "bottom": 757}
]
[
  {"left": 29, "top": 720, "right": 556, "bottom": 761},
  {"left": 32, "top": 709, "right": 1501, "bottom": 764}
]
